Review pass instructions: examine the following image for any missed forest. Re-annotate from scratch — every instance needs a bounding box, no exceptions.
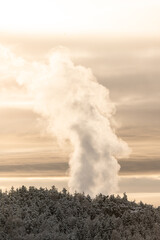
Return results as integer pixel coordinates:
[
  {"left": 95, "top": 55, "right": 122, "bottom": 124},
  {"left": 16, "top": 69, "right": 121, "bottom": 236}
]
[{"left": 0, "top": 186, "right": 160, "bottom": 240}]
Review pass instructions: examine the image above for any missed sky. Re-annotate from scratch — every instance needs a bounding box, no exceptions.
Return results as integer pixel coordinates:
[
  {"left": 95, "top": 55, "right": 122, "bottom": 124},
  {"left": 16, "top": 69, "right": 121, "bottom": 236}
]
[{"left": 0, "top": 0, "right": 160, "bottom": 205}]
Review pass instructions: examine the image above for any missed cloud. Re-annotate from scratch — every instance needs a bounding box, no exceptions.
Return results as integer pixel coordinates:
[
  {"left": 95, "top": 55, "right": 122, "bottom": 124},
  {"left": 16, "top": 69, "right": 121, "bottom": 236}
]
[
  {"left": 0, "top": 162, "right": 68, "bottom": 177},
  {"left": 119, "top": 158, "right": 160, "bottom": 175},
  {"left": 119, "top": 175, "right": 160, "bottom": 193}
]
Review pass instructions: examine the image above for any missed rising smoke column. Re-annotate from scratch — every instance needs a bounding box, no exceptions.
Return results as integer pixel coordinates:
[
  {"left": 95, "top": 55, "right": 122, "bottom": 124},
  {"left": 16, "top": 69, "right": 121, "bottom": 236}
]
[{"left": 0, "top": 45, "right": 130, "bottom": 196}]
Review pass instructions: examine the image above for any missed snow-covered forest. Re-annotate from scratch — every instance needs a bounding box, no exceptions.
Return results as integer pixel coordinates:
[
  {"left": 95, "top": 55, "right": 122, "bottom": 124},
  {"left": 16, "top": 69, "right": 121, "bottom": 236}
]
[{"left": 0, "top": 186, "right": 160, "bottom": 240}]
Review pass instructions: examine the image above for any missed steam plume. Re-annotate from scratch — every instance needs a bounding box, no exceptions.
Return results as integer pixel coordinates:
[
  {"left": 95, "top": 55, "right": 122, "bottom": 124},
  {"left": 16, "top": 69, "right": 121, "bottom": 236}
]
[{"left": 0, "top": 45, "right": 130, "bottom": 196}]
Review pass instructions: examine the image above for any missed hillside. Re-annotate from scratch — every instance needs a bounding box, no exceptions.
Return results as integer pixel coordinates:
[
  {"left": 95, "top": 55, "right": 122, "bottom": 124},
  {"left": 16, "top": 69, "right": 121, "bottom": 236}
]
[{"left": 0, "top": 186, "right": 160, "bottom": 240}]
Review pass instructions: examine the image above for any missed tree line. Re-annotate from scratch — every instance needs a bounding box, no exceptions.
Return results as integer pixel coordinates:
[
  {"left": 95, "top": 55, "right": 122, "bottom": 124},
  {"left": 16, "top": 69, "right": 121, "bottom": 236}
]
[{"left": 0, "top": 186, "right": 159, "bottom": 239}]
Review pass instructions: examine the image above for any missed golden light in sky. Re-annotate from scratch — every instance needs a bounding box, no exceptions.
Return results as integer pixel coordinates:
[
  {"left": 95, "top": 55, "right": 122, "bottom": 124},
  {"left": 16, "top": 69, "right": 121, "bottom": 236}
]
[
  {"left": 0, "top": 0, "right": 160, "bottom": 205},
  {"left": 0, "top": 0, "right": 160, "bottom": 35}
]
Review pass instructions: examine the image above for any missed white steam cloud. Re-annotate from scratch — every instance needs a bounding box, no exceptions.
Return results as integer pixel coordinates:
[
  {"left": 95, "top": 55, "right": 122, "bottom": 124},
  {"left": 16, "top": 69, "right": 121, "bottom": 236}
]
[{"left": 0, "top": 45, "right": 130, "bottom": 196}]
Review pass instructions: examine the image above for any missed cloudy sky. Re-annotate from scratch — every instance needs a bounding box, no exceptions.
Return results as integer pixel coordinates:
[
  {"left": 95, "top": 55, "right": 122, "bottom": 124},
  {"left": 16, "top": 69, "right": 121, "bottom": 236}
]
[{"left": 0, "top": 0, "right": 160, "bottom": 205}]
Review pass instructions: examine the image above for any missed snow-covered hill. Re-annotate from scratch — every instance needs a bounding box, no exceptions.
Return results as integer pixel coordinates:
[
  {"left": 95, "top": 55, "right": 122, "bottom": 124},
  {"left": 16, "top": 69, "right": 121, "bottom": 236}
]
[{"left": 0, "top": 186, "right": 159, "bottom": 239}]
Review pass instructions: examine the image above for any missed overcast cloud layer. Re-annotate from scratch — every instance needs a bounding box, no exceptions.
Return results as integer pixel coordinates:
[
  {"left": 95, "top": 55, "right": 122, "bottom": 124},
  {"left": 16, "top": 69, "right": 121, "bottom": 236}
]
[{"left": 0, "top": 35, "right": 160, "bottom": 196}]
